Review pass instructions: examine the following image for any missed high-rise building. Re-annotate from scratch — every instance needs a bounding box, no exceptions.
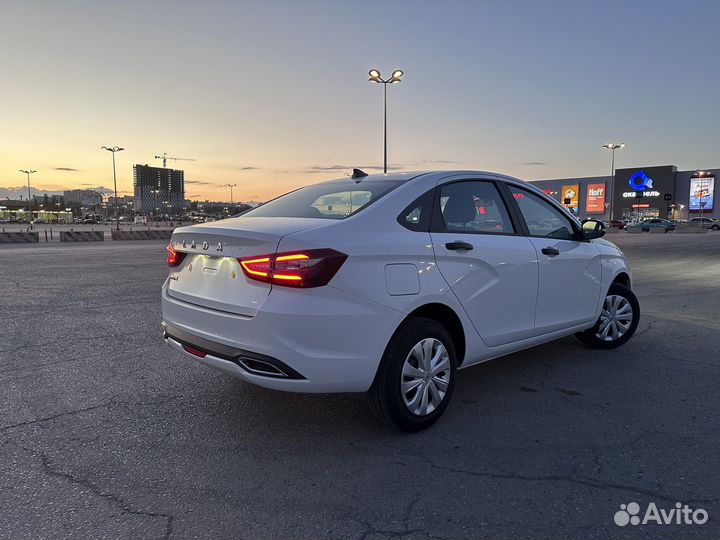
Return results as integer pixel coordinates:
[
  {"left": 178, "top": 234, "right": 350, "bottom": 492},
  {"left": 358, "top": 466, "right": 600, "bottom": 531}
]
[{"left": 133, "top": 164, "right": 185, "bottom": 214}]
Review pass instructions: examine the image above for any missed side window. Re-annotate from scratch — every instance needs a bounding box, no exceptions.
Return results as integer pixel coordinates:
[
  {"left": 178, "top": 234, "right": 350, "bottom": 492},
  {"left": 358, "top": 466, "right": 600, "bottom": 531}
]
[
  {"left": 397, "top": 189, "right": 434, "bottom": 232},
  {"left": 439, "top": 181, "right": 515, "bottom": 234},
  {"left": 509, "top": 186, "right": 576, "bottom": 239}
]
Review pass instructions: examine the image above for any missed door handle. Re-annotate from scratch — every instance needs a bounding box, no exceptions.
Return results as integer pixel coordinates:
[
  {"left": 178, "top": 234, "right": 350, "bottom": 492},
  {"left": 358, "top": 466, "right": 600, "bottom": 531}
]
[
  {"left": 445, "top": 241, "right": 474, "bottom": 251},
  {"left": 541, "top": 247, "right": 560, "bottom": 256}
]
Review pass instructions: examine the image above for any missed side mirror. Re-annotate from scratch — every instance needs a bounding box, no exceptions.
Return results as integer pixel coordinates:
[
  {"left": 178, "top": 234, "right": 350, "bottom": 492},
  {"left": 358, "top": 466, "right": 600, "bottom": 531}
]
[{"left": 582, "top": 219, "right": 605, "bottom": 239}]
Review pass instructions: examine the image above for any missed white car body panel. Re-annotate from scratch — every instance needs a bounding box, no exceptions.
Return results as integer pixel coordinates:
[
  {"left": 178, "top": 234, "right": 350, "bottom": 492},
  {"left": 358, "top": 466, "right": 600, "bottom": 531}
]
[
  {"left": 161, "top": 170, "right": 633, "bottom": 393},
  {"left": 430, "top": 233, "right": 539, "bottom": 347},
  {"left": 526, "top": 236, "right": 602, "bottom": 334}
]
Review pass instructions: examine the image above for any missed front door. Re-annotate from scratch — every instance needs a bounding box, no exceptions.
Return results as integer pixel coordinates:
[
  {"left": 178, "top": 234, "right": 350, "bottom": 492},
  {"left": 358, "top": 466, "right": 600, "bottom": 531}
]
[{"left": 506, "top": 185, "right": 602, "bottom": 335}]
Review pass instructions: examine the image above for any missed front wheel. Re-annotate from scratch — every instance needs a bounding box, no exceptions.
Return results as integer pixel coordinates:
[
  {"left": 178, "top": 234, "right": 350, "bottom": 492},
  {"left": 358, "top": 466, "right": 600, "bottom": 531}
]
[
  {"left": 575, "top": 283, "right": 640, "bottom": 349},
  {"left": 369, "top": 317, "right": 457, "bottom": 432}
]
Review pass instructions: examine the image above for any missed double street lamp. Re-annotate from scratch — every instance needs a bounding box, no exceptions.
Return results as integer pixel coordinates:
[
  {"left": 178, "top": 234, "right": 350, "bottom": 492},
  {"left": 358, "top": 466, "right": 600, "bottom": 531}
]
[
  {"left": 224, "top": 183, "right": 237, "bottom": 204},
  {"left": 101, "top": 146, "right": 124, "bottom": 231},
  {"left": 19, "top": 169, "right": 37, "bottom": 213},
  {"left": 602, "top": 143, "right": 625, "bottom": 221},
  {"left": 368, "top": 68, "right": 404, "bottom": 173}
]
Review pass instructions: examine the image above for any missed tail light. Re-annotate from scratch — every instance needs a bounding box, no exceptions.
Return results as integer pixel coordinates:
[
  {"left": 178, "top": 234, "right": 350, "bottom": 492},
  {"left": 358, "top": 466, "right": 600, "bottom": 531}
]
[
  {"left": 167, "top": 244, "right": 186, "bottom": 267},
  {"left": 239, "top": 249, "right": 347, "bottom": 288}
]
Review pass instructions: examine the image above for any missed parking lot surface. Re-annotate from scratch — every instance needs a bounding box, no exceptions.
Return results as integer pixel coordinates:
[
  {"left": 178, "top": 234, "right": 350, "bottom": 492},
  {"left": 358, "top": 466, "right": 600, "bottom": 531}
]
[{"left": 1, "top": 233, "right": 719, "bottom": 539}]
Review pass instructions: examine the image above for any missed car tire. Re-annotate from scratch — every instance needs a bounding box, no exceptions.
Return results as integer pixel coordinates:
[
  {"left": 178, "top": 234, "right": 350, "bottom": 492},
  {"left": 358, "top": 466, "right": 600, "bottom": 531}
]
[
  {"left": 712, "top": 224, "right": 720, "bottom": 231},
  {"left": 575, "top": 283, "right": 640, "bottom": 349},
  {"left": 369, "top": 317, "right": 457, "bottom": 432}
]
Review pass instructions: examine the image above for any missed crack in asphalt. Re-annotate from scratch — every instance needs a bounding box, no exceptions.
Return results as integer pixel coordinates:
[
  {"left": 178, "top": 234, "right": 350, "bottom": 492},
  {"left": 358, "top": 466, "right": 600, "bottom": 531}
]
[
  {"left": 634, "top": 314, "right": 658, "bottom": 338},
  {"left": 0, "top": 329, "right": 151, "bottom": 355},
  {"left": 0, "top": 403, "right": 113, "bottom": 432},
  {"left": 359, "top": 528, "right": 433, "bottom": 540},
  {"left": 352, "top": 492, "right": 432, "bottom": 540},
  {"left": 410, "top": 453, "right": 720, "bottom": 506},
  {"left": 0, "top": 394, "right": 182, "bottom": 432},
  {"left": 40, "top": 452, "right": 174, "bottom": 540}
]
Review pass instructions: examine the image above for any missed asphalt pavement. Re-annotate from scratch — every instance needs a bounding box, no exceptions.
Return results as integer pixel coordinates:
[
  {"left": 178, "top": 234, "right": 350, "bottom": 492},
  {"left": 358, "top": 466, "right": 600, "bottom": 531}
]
[{"left": 1, "top": 233, "right": 719, "bottom": 539}]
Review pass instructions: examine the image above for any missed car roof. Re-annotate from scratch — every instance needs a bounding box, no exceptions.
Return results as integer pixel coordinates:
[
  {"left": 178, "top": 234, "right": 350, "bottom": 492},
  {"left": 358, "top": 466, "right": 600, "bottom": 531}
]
[{"left": 314, "top": 170, "right": 525, "bottom": 186}]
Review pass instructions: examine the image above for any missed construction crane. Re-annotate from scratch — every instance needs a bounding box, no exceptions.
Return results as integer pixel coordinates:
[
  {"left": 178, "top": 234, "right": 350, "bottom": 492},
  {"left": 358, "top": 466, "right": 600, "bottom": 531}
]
[{"left": 154, "top": 153, "right": 196, "bottom": 168}]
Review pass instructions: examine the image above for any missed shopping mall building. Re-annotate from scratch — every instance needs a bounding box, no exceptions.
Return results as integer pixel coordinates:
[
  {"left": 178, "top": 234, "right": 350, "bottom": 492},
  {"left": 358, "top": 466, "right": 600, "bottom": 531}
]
[{"left": 529, "top": 165, "right": 717, "bottom": 222}]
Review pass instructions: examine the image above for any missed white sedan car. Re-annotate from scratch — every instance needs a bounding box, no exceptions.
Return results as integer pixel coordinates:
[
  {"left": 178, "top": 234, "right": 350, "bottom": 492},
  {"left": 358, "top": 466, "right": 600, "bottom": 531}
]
[{"left": 162, "top": 170, "right": 639, "bottom": 431}]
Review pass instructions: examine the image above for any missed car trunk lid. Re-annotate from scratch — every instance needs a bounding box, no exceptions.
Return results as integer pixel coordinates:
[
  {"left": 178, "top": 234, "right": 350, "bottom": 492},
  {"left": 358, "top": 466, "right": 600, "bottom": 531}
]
[{"left": 166, "top": 217, "right": 327, "bottom": 317}]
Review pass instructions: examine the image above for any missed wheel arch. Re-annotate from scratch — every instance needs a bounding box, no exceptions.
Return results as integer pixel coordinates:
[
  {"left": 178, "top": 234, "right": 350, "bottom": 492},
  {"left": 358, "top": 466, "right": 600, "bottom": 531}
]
[
  {"left": 402, "top": 302, "right": 467, "bottom": 365},
  {"left": 611, "top": 271, "right": 632, "bottom": 289}
]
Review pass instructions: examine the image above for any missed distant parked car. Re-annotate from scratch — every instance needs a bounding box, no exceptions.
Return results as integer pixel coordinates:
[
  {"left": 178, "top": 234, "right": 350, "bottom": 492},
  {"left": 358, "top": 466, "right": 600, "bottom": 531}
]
[
  {"left": 582, "top": 218, "right": 607, "bottom": 229},
  {"left": 610, "top": 220, "right": 626, "bottom": 229},
  {"left": 641, "top": 218, "right": 675, "bottom": 232},
  {"left": 689, "top": 217, "right": 720, "bottom": 230}
]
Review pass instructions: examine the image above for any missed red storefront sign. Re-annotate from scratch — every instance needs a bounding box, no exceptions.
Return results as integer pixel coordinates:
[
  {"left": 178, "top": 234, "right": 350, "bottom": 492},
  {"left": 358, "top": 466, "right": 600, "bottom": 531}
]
[{"left": 586, "top": 183, "right": 606, "bottom": 213}]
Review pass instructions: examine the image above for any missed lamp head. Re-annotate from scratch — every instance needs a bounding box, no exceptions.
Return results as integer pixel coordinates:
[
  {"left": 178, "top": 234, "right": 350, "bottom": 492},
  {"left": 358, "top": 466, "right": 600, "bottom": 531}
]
[
  {"left": 368, "top": 69, "right": 382, "bottom": 82},
  {"left": 390, "top": 69, "right": 404, "bottom": 83}
]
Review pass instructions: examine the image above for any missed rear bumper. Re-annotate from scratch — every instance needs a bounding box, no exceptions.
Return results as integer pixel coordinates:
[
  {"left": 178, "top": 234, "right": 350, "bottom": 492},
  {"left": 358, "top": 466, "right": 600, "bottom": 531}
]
[{"left": 161, "top": 279, "right": 403, "bottom": 392}]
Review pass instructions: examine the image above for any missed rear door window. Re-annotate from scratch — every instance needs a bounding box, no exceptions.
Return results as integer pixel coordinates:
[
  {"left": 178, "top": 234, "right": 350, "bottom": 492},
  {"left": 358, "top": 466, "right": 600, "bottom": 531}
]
[{"left": 438, "top": 181, "right": 515, "bottom": 234}]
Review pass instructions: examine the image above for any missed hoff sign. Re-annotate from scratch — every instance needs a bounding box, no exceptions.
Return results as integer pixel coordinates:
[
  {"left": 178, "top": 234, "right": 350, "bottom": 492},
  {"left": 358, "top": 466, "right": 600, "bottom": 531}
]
[{"left": 586, "top": 183, "right": 606, "bottom": 214}]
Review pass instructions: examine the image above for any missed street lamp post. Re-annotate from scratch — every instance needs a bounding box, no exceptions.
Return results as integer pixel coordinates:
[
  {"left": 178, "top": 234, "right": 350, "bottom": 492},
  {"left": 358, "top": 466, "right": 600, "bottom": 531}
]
[
  {"left": 368, "top": 69, "right": 404, "bottom": 173},
  {"left": 224, "top": 183, "right": 237, "bottom": 205},
  {"left": 101, "top": 146, "right": 124, "bottom": 231},
  {"left": 19, "top": 169, "right": 37, "bottom": 214},
  {"left": 150, "top": 189, "right": 161, "bottom": 227},
  {"left": 602, "top": 143, "right": 625, "bottom": 222}
]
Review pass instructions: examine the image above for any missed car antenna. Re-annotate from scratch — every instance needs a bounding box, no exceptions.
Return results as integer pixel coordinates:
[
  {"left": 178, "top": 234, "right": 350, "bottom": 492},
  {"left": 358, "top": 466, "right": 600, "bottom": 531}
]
[{"left": 351, "top": 168, "right": 368, "bottom": 181}]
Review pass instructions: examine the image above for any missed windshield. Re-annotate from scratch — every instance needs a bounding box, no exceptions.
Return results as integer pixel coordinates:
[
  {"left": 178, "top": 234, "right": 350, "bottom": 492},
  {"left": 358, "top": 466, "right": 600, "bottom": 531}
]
[{"left": 243, "top": 180, "right": 402, "bottom": 219}]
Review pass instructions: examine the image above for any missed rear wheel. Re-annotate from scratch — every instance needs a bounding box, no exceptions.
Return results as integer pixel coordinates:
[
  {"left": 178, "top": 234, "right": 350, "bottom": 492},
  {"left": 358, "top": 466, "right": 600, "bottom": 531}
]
[
  {"left": 575, "top": 283, "right": 640, "bottom": 349},
  {"left": 370, "top": 317, "right": 457, "bottom": 432}
]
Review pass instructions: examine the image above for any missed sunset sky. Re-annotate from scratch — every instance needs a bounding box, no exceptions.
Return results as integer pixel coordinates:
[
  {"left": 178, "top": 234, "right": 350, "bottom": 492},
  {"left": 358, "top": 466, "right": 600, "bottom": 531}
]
[{"left": 2, "top": 0, "right": 719, "bottom": 202}]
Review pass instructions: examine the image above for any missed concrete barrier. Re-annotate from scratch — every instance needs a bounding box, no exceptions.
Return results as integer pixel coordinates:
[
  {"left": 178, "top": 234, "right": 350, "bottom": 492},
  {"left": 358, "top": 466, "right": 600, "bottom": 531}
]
[
  {"left": 0, "top": 231, "right": 40, "bottom": 243},
  {"left": 604, "top": 227, "right": 620, "bottom": 234},
  {"left": 60, "top": 230, "right": 105, "bottom": 242},
  {"left": 626, "top": 224, "right": 643, "bottom": 234},
  {"left": 650, "top": 227, "right": 666, "bottom": 234},
  {"left": 675, "top": 223, "right": 707, "bottom": 234},
  {"left": 111, "top": 229, "right": 173, "bottom": 241}
]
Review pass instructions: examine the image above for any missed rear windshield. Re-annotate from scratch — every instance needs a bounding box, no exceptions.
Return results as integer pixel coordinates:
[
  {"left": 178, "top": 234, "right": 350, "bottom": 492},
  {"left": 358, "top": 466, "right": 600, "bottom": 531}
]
[{"left": 243, "top": 181, "right": 401, "bottom": 219}]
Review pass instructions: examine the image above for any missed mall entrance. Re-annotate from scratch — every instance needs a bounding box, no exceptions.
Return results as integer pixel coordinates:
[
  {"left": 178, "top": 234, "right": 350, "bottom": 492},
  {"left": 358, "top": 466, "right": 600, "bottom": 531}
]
[{"left": 621, "top": 206, "right": 661, "bottom": 221}]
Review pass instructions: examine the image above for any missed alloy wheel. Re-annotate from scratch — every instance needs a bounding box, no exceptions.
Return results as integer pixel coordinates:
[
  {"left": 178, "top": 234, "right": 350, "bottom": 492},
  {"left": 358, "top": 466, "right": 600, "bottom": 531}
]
[
  {"left": 596, "top": 294, "right": 633, "bottom": 342},
  {"left": 401, "top": 338, "right": 451, "bottom": 416}
]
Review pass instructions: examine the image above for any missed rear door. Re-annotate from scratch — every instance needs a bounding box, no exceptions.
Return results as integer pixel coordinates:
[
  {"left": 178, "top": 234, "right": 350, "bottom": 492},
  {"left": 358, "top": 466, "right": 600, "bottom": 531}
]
[
  {"left": 429, "top": 178, "right": 539, "bottom": 347},
  {"left": 505, "top": 184, "right": 602, "bottom": 335}
]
